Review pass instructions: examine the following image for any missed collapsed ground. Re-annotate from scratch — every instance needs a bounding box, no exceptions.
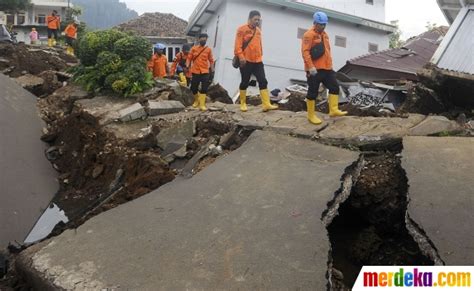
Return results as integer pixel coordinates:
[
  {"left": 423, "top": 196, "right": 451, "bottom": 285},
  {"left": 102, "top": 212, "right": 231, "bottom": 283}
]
[{"left": 1, "top": 42, "right": 473, "bottom": 290}]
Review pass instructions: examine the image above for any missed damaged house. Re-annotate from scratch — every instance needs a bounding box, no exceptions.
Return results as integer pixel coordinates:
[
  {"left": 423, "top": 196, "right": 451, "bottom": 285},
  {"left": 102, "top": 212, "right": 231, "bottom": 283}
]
[
  {"left": 339, "top": 27, "right": 448, "bottom": 82},
  {"left": 185, "top": 0, "right": 396, "bottom": 94},
  {"left": 418, "top": 0, "right": 474, "bottom": 107},
  {"left": 116, "top": 13, "right": 190, "bottom": 62}
]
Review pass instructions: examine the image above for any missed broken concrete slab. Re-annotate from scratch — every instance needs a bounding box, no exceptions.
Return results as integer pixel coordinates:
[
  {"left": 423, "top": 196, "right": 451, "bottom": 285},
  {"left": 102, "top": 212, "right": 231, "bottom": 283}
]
[
  {"left": 118, "top": 103, "right": 147, "bottom": 122},
  {"left": 14, "top": 74, "right": 44, "bottom": 91},
  {"left": 402, "top": 136, "right": 474, "bottom": 264},
  {"left": 148, "top": 100, "right": 185, "bottom": 116},
  {"left": 0, "top": 73, "right": 57, "bottom": 249},
  {"left": 316, "top": 114, "right": 426, "bottom": 149},
  {"left": 75, "top": 96, "right": 135, "bottom": 125},
  {"left": 156, "top": 120, "right": 196, "bottom": 150},
  {"left": 408, "top": 115, "right": 461, "bottom": 136},
  {"left": 17, "top": 131, "right": 360, "bottom": 290}
]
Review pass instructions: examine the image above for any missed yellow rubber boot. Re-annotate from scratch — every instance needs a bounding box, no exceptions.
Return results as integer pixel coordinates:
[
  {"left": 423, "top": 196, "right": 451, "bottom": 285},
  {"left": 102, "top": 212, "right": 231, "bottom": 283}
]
[
  {"left": 260, "top": 89, "right": 278, "bottom": 112},
  {"left": 307, "top": 99, "right": 322, "bottom": 125},
  {"left": 239, "top": 89, "right": 248, "bottom": 112},
  {"left": 192, "top": 93, "right": 199, "bottom": 108},
  {"left": 178, "top": 73, "right": 187, "bottom": 86},
  {"left": 52, "top": 39, "right": 57, "bottom": 46},
  {"left": 328, "top": 94, "right": 348, "bottom": 117},
  {"left": 47, "top": 38, "right": 53, "bottom": 47},
  {"left": 199, "top": 93, "right": 207, "bottom": 112},
  {"left": 70, "top": 47, "right": 75, "bottom": 56}
]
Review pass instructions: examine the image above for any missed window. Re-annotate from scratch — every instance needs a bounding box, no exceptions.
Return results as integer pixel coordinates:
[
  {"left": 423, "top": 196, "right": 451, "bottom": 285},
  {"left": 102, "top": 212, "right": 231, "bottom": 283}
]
[
  {"left": 37, "top": 14, "right": 46, "bottom": 25},
  {"left": 6, "top": 14, "right": 14, "bottom": 25},
  {"left": 167, "top": 47, "right": 174, "bottom": 62},
  {"left": 175, "top": 47, "right": 180, "bottom": 56},
  {"left": 17, "top": 14, "right": 25, "bottom": 25},
  {"left": 369, "top": 43, "right": 378, "bottom": 52},
  {"left": 335, "top": 36, "right": 347, "bottom": 48},
  {"left": 366, "top": 0, "right": 374, "bottom": 5},
  {"left": 297, "top": 28, "right": 306, "bottom": 39}
]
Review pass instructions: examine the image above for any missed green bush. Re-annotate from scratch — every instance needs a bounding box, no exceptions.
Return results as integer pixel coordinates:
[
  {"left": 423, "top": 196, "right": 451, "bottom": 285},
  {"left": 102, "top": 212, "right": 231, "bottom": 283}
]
[{"left": 73, "top": 29, "right": 153, "bottom": 97}]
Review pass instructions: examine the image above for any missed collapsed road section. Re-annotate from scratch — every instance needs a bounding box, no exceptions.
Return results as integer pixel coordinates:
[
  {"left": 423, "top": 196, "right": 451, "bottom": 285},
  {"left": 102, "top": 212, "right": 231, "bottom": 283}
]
[{"left": 16, "top": 131, "right": 360, "bottom": 290}]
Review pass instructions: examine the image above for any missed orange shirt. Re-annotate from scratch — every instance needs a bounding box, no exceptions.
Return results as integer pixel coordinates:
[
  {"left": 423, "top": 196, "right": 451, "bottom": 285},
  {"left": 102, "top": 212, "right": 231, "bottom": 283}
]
[
  {"left": 46, "top": 15, "right": 60, "bottom": 30},
  {"left": 234, "top": 24, "right": 263, "bottom": 63},
  {"left": 301, "top": 27, "right": 333, "bottom": 71},
  {"left": 64, "top": 24, "right": 77, "bottom": 39},
  {"left": 170, "top": 52, "right": 191, "bottom": 77},
  {"left": 147, "top": 54, "right": 168, "bottom": 78},
  {"left": 187, "top": 46, "right": 214, "bottom": 75}
]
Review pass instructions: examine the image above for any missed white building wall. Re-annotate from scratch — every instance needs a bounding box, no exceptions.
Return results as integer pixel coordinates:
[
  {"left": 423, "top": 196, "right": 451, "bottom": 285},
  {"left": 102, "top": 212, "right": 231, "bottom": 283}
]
[
  {"left": 299, "top": 0, "right": 386, "bottom": 22},
  {"left": 198, "top": 0, "right": 390, "bottom": 95}
]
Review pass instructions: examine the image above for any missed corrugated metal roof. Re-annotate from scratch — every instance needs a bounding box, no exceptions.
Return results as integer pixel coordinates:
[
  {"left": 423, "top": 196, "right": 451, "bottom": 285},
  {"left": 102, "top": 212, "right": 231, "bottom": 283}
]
[
  {"left": 433, "top": 8, "right": 474, "bottom": 75},
  {"left": 437, "top": 0, "right": 474, "bottom": 24},
  {"left": 340, "top": 28, "right": 447, "bottom": 77}
]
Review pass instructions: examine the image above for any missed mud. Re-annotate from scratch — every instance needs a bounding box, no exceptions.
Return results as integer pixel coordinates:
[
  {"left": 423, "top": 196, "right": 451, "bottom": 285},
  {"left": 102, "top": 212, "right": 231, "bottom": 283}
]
[
  {"left": 328, "top": 153, "right": 433, "bottom": 289},
  {"left": 207, "top": 84, "right": 233, "bottom": 104},
  {"left": 0, "top": 43, "right": 76, "bottom": 78}
]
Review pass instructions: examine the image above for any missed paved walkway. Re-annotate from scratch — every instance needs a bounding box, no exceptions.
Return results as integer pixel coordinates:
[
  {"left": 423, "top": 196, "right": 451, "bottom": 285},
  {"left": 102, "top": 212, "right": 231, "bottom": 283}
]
[
  {"left": 402, "top": 136, "right": 474, "bottom": 264},
  {"left": 0, "top": 74, "right": 57, "bottom": 249}
]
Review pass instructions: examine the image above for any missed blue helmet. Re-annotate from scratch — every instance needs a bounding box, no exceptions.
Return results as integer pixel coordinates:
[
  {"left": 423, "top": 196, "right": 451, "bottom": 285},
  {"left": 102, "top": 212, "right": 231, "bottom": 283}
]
[
  {"left": 154, "top": 43, "right": 166, "bottom": 51},
  {"left": 313, "top": 11, "right": 328, "bottom": 25}
]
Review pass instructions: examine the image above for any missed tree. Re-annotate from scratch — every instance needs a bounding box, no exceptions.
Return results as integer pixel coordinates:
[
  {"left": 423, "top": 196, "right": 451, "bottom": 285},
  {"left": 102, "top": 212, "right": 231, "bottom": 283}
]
[
  {"left": 389, "top": 20, "right": 404, "bottom": 49},
  {"left": 0, "top": 0, "right": 30, "bottom": 13}
]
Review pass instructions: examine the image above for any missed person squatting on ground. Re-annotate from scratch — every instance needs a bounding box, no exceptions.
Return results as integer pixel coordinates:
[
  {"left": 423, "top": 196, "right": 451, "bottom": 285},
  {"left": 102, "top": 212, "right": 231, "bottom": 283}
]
[
  {"left": 64, "top": 21, "right": 78, "bottom": 56},
  {"left": 170, "top": 44, "right": 192, "bottom": 87},
  {"left": 301, "top": 11, "right": 347, "bottom": 125},
  {"left": 234, "top": 10, "right": 278, "bottom": 113},
  {"left": 186, "top": 33, "right": 215, "bottom": 112},
  {"left": 46, "top": 10, "right": 60, "bottom": 47},
  {"left": 148, "top": 43, "right": 169, "bottom": 78}
]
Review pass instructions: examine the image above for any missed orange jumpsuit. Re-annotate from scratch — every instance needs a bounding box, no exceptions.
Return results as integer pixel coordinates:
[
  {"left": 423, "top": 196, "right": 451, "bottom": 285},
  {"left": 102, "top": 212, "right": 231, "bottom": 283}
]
[
  {"left": 234, "top": 24, "right": 263, "bottom": 63},
  {"left": 301, "top": 28, "right": 333, "bottom": 71},
  {"left": 170, "top": 51, "right": 191, "bottom": 78},
  {"left": 147, "top": 54, "right": 168, "bottom": 78}
]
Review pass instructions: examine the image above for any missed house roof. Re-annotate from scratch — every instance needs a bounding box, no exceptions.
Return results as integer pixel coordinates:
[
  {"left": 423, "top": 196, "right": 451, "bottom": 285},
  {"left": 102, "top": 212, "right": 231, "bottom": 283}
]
[
  {"left": 436, "top": 0, "right": 474, "bottom": 24},
  {"left": 185, "top": 0, "right": 396, "bottom": 35},
  {"left": 339, "top": 27, "right": 448, "bottom": 77},
  {"left": 431, "top": 7, "right": 474, "bottom": 75},
  {"left": 116, "top": 12, "right": 188, "bottom": 38}
]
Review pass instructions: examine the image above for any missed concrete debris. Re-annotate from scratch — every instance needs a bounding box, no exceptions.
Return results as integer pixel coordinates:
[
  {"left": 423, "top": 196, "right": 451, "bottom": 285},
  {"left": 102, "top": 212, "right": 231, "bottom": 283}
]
[
  {"left": 148, "top": 100, "right": 185, "bottom": 116},
  {"left": 156, "top": 120, "right": 196, "bottom": 150},
  {"left": 408, "top": 116, "right": 461, "bottom": 136},
  {"left": 14, "top": 74, "right": 45, "bottom": 91},
  {"left": 118, "top": 103, "right": 147, "bottom": 122}
]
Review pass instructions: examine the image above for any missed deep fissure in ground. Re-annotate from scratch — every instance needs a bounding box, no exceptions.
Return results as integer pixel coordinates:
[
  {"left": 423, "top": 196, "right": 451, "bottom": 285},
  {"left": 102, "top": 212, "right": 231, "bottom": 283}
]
[{"left": 328, "top": 151, "right": 434, "bottom": 290}]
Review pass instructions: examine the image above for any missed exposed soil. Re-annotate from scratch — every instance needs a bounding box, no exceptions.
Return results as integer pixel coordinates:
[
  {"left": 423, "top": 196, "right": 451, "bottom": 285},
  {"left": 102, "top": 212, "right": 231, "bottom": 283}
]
[
  {"left": 0, "top": 43, "right": 76, "bottom": 78},
  {"left": 207, "top": 84, "right": 233, "bottom": 104},
  {"left": 328, "top": 153, "right": 433, "bottom": 289}
]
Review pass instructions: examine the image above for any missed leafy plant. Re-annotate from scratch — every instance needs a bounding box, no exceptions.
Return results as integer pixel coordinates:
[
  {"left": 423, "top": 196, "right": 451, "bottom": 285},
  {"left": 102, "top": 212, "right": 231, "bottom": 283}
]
[{"left": 73, "top": 29, "right": 153, "bottom": 97}]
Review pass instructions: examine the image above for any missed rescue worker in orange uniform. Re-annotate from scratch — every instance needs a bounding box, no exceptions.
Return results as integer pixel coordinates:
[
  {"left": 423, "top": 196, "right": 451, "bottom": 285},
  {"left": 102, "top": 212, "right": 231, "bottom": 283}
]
[
  {"left": 186, "top": 33, "right": 215, "bottom": 112},
  {"left": 64, "top": 21, "right": 78, "bottom": 56},
  {"left": 301, "top": 11, "right": 347, "bottom": 125},
  {"left": 170, "top": 44, "right": 192, "bottom": 87},
  {"left": 46, "top": 10, "right": 60, "bottom": 47},
  {"left": 234, "top": 10, "right": 277, "bottom": 112},
  {"left": 147, "top": 43, "right": 169, "bottom": 78}
]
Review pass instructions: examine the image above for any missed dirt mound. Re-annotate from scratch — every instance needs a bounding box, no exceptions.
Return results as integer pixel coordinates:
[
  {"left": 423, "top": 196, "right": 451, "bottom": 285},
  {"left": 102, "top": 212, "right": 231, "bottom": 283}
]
[
  {"left": 0, "top": 43, "right": 76, "bottom": 78},
  {"left": 207, "top": 84, "right": 233, "bottom": 104},
  {"left": 278, "top": 92, "right": 307, "bottom": 112},
  {"left": 45, "top": 111, "right": 175, "bottom": 222}
]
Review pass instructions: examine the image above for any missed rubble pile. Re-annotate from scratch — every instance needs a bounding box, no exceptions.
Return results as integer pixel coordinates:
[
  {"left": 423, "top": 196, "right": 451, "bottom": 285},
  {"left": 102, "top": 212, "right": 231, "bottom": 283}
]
[
  {"left": 0, "top": 43, "right": 77, "bottom": 97},
  {"left": 34, "top": 80, "right": 253, "bottom": 235},
  {"left": 116, "top": 12, "right": 188, "bottom": 38}
]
